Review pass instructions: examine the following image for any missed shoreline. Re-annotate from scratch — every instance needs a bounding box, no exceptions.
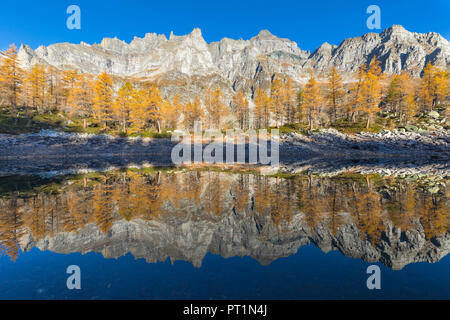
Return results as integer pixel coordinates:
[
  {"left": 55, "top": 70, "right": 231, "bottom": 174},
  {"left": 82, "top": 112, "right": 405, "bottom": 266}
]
[{"left": 0, "top": 129, "right": 448, "bottom": 177}]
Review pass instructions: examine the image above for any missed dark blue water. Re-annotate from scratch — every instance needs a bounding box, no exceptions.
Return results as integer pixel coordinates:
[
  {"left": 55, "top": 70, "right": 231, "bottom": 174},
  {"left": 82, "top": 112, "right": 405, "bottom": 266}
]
[
  {"left": 0, "top": 171, "right": 448, "bottom": 299},
  {"left": 1, "top": 244, "right": 449, "bottom": 300}
]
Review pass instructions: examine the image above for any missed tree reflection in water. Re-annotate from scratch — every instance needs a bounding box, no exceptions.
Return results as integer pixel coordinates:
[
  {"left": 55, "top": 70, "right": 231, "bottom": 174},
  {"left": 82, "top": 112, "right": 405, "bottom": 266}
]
[{"left": 0, "top": 169, "right": 447, "bottom": 269}]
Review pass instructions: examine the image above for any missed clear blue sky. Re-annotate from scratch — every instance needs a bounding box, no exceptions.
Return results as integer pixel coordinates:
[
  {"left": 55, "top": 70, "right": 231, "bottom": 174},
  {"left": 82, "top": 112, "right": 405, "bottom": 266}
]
[{"left": 1, "top": 0, "right": 449, "bottom": 52}]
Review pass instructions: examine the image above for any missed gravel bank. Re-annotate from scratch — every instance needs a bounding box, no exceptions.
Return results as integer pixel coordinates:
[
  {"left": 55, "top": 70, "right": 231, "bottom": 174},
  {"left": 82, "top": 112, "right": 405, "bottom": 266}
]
[{"left": 0, "top": 129, "right": 448, "bottom": 177}]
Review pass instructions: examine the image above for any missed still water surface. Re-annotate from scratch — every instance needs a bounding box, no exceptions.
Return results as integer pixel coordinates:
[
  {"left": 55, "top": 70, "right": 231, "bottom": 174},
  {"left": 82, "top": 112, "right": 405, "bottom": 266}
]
[{"left": 0, "top": 169, "right": 448, "bottom": 299}]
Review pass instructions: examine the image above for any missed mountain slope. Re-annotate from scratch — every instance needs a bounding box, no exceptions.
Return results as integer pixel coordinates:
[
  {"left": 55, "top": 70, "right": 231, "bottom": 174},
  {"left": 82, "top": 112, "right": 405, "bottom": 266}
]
[{"left": 17, "top": 25, "right": 450, "bottom": 100}]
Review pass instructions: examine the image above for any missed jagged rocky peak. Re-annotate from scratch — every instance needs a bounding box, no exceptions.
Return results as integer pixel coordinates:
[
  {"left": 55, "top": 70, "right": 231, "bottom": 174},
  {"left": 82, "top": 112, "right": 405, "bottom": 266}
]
[
  {"left": 99, "top": 36, "right": 128, "bottom": 52},
  {"left": 169, "top": 27, "right": 203, "bottom": 41},
  {"left": 383, "top": 24, "right": 407, "bottom": 35},
  {"left": 190, "top": 27, "right": 203, "bottom": 38},
  {"left": 390, "top": 24, "right": 407, "bottom": 32},
  {"left": 252, "top": 29, "right": 296, "bottom": 43},
  {"left": 382, "top": 24, "right": 448, "bottom": 47},
  {"left": 380, "top": 24, "right": 417, "bottom": 43},
  {"left": 250, "top": 29, "right": 302, "bottom": 55},
  {"left": 18, "top": 43, "right": 34, "bottom": 55},
  {"left": 129, "top": 33, "right": 167, "bottom": 52},
  {"left": 18, "top": 44, "right": 47, "bottom": 67},
  {"left": 361, "top": 32, "right": 381, "bottom": 42},
  {"left": 98, "top": 33, "right": 169, "bottom": 53},
  {"left": 253, "top": 29, "right": 278, "bottom": 40},
  {"left": 164, "top": 28, "right": 210, "bottom": 56},
  {"left": 313, "top": 42, "right": 335, "bottom": 56}
]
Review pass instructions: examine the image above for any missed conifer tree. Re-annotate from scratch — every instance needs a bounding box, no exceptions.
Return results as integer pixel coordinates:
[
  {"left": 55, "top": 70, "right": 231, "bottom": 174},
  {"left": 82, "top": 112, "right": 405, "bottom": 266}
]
[
  {"left": 159, "top": 95, "right": 179, "bottom": 130},
  {"left": 183, "top": 96, "right": 204, "bottom": 130},
  {"left": 114, "top": 81, "right": 135, "bottom": 133},
  {"left": 283, "top": 77, "right": 296, "bottom": 123},
  {"left": 232, "top": 90, "right": 249, "bottom": 130},
  {"left": 326, "top": 67, "right": 345, "bottom": 123},
  {"left": 296, "top": 88, "right": 305, "bottom": 124},
  {"left": 204, "top": 87, "right": 227, "bottom": 129},
  {"left": 433, "top": 69, "right": 449, "bottom": 108},
  {"left": 253, "top": 87, "right": 271, "bottom": 129},
  {"left": 360, "top": 57, "right": 383, "bottom": 129},
  {"left": 386, "top": 71, "right": 416, "bottom": 124},
  {"left": 419, "top": 62, "right": 449, "bottom": 112},
  {"left": 46, "top": 66, "right": 64, "bottom": 110},
  {"left": 0, "top": 44, "right": 23, "bottom": 118},
  {"left": 419, "top": 62, "right": 436, "bottom": 111},
  {"left": 62, "top": 69, "right": 78, "bottom": 108},
  {"left": 347, "top": 64, "right": 366, "bottom": 123},
  {"left": 129, "top": 88, "right": 147, "bottom": 132},
  {"left": 26, "top": 63, "right": 47, "bottom": 113},
  {"left": 68, "top": 73, "right": 94, "bottom": 128},
  {"left": 303, "top": 71, "right": 321, "bottom": 130},
  {"left": 143, "top": 84, "right": 163, "bottom": 132},
  {"left": 270, "top": 76, "right": 284, "bottom": 128},
  {"left": 93, "top": 71, "right": 114, "bottom": 129}
]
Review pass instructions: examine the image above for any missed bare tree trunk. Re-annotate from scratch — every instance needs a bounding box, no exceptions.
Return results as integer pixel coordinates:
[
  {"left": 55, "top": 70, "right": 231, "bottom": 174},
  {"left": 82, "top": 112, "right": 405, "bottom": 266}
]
[
  {"left": 157, "top": 120, "right": 161, "bottom": 133},
  {"left": 334, "top": 106, "right": 337, "bottom": 124}
]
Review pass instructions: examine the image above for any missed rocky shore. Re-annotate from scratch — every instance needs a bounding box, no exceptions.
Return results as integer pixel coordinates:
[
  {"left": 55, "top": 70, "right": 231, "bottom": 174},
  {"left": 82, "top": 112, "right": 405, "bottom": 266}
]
[
  {"left": 282, "top": 128, "right": 449, "bottom": 159},
  {"left": 0, "top": 129, "right": 448, "bottom": 177}
]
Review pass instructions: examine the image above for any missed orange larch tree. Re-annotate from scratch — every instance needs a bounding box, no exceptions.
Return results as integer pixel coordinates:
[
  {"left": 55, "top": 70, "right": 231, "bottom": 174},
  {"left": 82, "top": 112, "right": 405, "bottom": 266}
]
[
  {"left": 303, "top": 71, "right": 322, "bottom": 130},
  {"left": 326, "top": 67, "right": 345, "bottom": 123},
  {"left": 270, "top": 75, "right": 284, "bottom": 128},
  {"left": 67, "top": 73, "right": 94, "bottom": 128},
  {"left": 253, "top": 87, "right": 271, "bottom": 129},
  {"left": 183, "top": 95, "right": 204, "bottom": 130},
  {"left": 113, "top": 81, "right": 135, "bottom": 133},
  {"left": 385, "top": 71, "right": 417, "bottom": 124},
  {"left": 360, "top": 57, "right": 384, "bottom": 129},
  {"left": 25, "top": 63, "right": 47, "bottom": 113},
  {"left": 232, "top": 90, "right": 249, "bottom": 130},
  {"left": 93, "top": 71, "right": 114, "bottom": 129},
  {"left": 0, "top": 44, "right": 23, "bottom": 118}
]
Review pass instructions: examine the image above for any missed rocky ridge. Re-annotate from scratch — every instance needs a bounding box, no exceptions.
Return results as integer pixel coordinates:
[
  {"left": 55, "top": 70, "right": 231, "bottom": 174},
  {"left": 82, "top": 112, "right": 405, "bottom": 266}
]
[{"left": 17, "top": 25, "right": 450, "bottom": 101}]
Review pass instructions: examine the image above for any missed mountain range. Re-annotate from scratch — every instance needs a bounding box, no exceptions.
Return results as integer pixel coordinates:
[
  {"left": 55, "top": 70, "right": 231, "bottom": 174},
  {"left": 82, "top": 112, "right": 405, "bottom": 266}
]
[{"left": 17, "top": 25, "right": 450, "bottom": 100}]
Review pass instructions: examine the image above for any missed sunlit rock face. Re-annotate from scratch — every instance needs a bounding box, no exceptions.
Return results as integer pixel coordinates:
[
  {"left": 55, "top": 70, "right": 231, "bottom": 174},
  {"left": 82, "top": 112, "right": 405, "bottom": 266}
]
[
  {"left": 2, "top": 171, "right": 446, "bottom": 270},
  {"left": 306, "top": 25, "right": 450, "bottom": 76},
  {"left": 17, "top": 25, "right": 450, "bottom": 91},
  {"left": 19, "top": 29, "right": 216, "bottom": 78}
]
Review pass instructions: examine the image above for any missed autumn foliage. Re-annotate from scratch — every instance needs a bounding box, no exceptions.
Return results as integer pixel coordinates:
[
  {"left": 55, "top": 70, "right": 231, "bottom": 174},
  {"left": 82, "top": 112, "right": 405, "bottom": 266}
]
[{"left": 0, "top": 43, "right": 448, "bottom": 134}]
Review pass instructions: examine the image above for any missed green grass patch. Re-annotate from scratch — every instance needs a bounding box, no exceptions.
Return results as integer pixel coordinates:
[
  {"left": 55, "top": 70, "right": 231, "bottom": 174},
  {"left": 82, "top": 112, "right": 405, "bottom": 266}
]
[
  {"left": 0, "top": 107, "right": 63, "bottom": 134},
  {"left": 331, "top": 117, "right": 384, "bottom": 134}
]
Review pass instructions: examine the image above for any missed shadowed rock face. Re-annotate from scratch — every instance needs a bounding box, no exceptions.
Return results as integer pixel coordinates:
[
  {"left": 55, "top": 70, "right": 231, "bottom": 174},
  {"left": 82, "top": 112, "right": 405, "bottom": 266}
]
[
  {"left": 1, "top": 170, "right": 446, "bottom": 270},
  {"left": 17, "top": 25, "right": 450, "bottom": 102}
]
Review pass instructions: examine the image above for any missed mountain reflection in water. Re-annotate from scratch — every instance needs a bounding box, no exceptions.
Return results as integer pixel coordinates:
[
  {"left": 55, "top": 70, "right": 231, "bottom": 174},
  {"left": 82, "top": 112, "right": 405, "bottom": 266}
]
[{"left": 0, "top": 169, "right": 447, "bottom": 271}]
